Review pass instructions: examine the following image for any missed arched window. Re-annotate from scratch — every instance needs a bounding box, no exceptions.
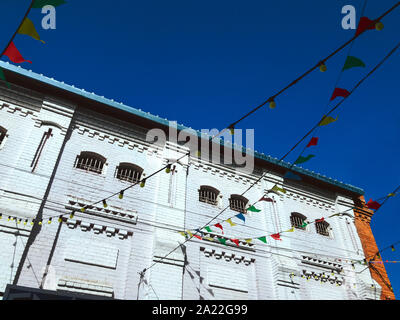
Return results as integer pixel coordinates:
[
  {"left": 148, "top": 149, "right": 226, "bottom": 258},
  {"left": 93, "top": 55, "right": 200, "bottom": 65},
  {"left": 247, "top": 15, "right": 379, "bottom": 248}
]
[
  {"left": 290, "top": 212, "right": 307, "bottom": 230},
  {"left": 0, "top": 126, "right": 7, "bottom": 146},
  {"left": 199, "top": 186, "right": 219, "bottom": 205},
  {"left": 316, "top": 220, "right": 330, "bottom": 237},
  {"left": 115, "top": 163, "right": 143, "bottom": 183},
  {"left": 74, "top": 151, "right": 106, "bottom": 174},
  {"left": 229, "top": 194, "right": 248, "bottom": 212}
]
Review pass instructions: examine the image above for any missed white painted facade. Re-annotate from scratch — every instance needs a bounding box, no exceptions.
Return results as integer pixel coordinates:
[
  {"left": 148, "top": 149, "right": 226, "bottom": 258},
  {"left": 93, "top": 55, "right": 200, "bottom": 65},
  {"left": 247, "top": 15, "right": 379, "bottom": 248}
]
[{"left": 0, "top": 68, "right": 382, "bottom": 300}]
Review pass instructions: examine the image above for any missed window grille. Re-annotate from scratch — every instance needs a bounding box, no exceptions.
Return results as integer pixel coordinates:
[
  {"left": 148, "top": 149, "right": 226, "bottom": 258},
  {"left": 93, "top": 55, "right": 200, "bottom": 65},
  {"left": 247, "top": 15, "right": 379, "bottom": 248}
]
[
  {"left": 316, "top": 220, "right": 330, "bottom": 236},
  {"left": 229, "top": 194, "right": 248, "bottom": 212},
  {"left": 115, "top": 163, "right": 143, "bottom": 183},
  {"left": 0, "top": 126, "right": 7, "bottom": 146},
  {"left": 290, "top": 212, "right": 307, "bottom": 230},
  {"left": 199, "top": 186, "right": 219, "bottom": 205},
  {"left": 74, "top": 152, "right": 106, "bottom": 174}
]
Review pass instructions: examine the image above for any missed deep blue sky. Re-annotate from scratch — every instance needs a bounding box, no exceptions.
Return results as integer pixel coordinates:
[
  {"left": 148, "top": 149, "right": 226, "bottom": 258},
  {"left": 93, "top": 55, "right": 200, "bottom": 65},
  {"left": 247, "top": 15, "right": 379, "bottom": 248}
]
[{"left": 1, "top": 0, "right": 399, "bottom": 298}]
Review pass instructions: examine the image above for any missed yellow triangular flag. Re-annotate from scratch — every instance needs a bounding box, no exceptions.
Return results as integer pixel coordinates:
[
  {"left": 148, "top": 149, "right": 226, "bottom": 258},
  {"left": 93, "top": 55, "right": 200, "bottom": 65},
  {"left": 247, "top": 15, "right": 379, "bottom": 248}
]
[
  {"left": 204, "top": 237, "right": 214, "bottom": 242},
  {"left": 179, "top": 231, "right": 186, "bottom": 237},
  {"left": 286, "top": 227, "right": 295, "bottom": 232},
  {"left": 388, "top": 193, "right": 396, "bottom": 197},
  {"left": 186, "top": 230, "right": 193, "bottom": 237},
  {"left": 319, "top": 115, "right": 338, "bottom": 126},
  {"left": 272, "top": 185, "right": 286, "bottom": 194},
  {"left": 226, "top": 218, "right": 237, "bottom": 227},
  {"left": 245, "top": 239, "right": 253, "bottom": 244},
  {"left": 18, "top": 18, "right": 45, "bottom": 44}
]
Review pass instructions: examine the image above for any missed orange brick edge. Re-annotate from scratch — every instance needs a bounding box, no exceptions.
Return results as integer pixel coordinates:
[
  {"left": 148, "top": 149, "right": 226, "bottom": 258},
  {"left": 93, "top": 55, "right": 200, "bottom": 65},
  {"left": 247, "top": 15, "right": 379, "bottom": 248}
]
[{"left": 353, "top": 195, "right": 395, "bottom": 300}]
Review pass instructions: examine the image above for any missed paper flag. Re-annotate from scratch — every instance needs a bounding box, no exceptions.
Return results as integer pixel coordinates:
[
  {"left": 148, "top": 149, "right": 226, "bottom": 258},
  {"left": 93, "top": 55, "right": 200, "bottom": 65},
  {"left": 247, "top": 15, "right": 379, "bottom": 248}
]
[
  {"left": 247, "top": 205, "right": 261, "bottom": 213},
  {"left": 33, "top": 0, "right": 67, "bottom": 8},
  {"left": 366, "top": 199, "right": 381, "bottom": 210},
  {"left": 186, "top": 231, "right": 193, "bottom": 237},
  {"left": 286, "top": 227, "right": 295, "bottom": 232},
  {"left": 226, "top": 218, "right": 237, "bottom": 227},
  {"left": 271, "top": 185, "right": 286, "bottom": 194},
  {"left": 258, "top": 236, "right": 267, "bottom": 243},
  {"left": 301, "top": 222, "right": 308, "bottom": 228},
  {"left": 18, "top": 18, "right": 45, "bottom": 43},
  {"left": 231, "top": 239, "right": 240, "bottom": 246},
  {"left": 4, "top": 42, "right": 32, "bottom": 64},
  {"left": 271, "top": 233, "right": 282, "bottom": 241},
  {"left": 179, "top": 231, "right": 186, "bottom": 237},
  {"left": 0, "top": 67, "right": 10, "bottom": 88},
  {"left": 259, "top": 196, "right": 276, "bottom": 203},
  {"left": 355, "top": 17, "right": 376, "bottom": 36},
  {"left": 218, "top": 238, "right": 227, "bottom": 245},
  {"left": 342, "top": 56, "right": 366, "bottom": 71},
  {"left": 294, "top": 154, "right": 315, "bottom": 165},
  {"left": 306, "top": 137, "right": 319, "bottom": 148},
  {"left": 245, "top": 239, "right": 253, "bottom": 244},
  {"left": 319, "top": 115, "right": 338, "bottom": 126},
  {"left": 204, "top": 226, "right": 213, "bottom": 233},
  {"left": 330, "top": 88, "right": 350, "bottom": 101},
  {"left": 193, "top": 234, "right": 202, "bottom": 240},
  {"left": 235, "top": 213, "right": 246, "bottom": 223},
  {"left": 284, "top": 171, "right": 302, "bottom": 181},
  {"left": 214, "top": 223, "right": 224, "bottom": 233},
  {"left": 388, "top": 193, "right": 396, "bottom": 197},
  {"left": 315, "top": 218, "right": 325, "bottom": 223},
  {"left": 204, "top": 236, "right": 214, "bottom": 241}
]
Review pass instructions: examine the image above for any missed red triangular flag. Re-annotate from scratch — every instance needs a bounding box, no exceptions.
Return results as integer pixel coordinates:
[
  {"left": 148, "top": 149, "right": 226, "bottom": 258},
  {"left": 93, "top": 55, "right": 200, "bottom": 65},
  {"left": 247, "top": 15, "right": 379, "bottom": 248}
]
[
  {"left": 231, "top": 239, "right": 240, "bottom": 246},
  {"left": 366, "top": 199, "right": 381, "bottom": 210},
  {"left": 330, "top": 88, "right": 350, "bottom": 101},
  {"left": 4, "top": 42, "right": 32, "bottom": 64},
  {"left": 315, "top": 217, "right": 325, "bottom": 223},
  {"left": 306, "top": 137, "right": 319, "bottom": 148},
  {"left": 271, "top": 233, "right": 282, "bottom": 241},
  {"left": 259, "top": 196, "right": 276, "bottom": 203},
  {"left": 356, "top": 17, "right": 376, "bottom": 36},
  {"left": 214, "top": 223, "right": 224, "bottom": 233},
  {"left": 193, "top": 234, "right": 202, "bottom": 240}
]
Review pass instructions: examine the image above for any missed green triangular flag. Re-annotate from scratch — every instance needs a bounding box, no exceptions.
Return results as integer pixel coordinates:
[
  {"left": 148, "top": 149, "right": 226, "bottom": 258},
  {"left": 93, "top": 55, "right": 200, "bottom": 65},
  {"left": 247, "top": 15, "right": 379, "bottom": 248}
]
[
  {"left": 204, "top": 226, "right": 213, "bottom": 233},
  {"left": 32, "top": 0, "right": 67, "bottom": 8},
  {"left": 301, "top": 222, "right": 308, "bottom": 228},
  {"left": 258, "top": 236, "right": 267, "bottom": 243},
  {"left": 247, "top": 205, "right": 261, "bottom": 213},
  {"left": 342, "top": 56, "right": 366, "bottom": 71},
  {"left": 294, "top": 154, "right": 315, "bottom": 165},
  {"left": 0, "top": 67, "right": 10, "bottom": 89},
  {"left": 218, "top": 238, "right": 227, "bottom": 245}
]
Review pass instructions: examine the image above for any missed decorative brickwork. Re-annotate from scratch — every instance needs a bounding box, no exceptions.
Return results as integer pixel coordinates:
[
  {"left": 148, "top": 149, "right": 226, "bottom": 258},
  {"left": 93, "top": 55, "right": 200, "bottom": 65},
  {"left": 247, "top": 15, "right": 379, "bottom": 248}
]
[{"left": 353, "top": 196, "right": 395, "bottom": 300}]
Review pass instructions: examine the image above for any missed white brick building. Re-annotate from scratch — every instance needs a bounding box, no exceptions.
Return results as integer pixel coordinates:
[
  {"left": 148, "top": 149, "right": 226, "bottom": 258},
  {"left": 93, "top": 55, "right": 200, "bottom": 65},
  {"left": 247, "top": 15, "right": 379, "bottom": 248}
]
[{"left": 0, "top": 61, "right": 385, "bottom": 300}]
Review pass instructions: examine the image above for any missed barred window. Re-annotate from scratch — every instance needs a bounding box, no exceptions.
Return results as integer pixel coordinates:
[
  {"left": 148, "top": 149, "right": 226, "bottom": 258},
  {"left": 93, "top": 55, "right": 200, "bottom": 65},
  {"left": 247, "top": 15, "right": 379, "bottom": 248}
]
[
  {"left": 199, "top": 186, "right": 219, "bottom": 206},
  {"left": 290, "top": 212, "right": 307, "bottom": 230},
  {"left": 316, "top": 220, "right": 330, "bottom": 237},
  {"left": 115, "top": 163, "right": 143, "bottom": 183},
  {"left": 0, "top": 126, "right": 7, "bottom": 146},
  {"left": 74, "top": 151, "right": 106, "bottom": 174},
  {"left": 229, "top": 194, "right": 248, "bottom": 213}
]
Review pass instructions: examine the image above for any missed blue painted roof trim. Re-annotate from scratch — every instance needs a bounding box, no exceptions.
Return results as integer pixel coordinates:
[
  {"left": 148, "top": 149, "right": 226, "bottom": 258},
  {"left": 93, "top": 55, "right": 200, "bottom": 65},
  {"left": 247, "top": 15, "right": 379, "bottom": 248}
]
[{"left": 0, "top": 61, "right": 364, "bottom": 195}]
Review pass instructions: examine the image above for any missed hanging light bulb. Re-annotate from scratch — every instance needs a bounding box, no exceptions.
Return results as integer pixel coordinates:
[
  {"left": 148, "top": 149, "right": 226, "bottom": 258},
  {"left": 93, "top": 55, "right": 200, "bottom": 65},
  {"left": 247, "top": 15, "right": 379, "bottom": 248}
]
[
  {"left": 10, "top": 217, "right": 14, "bottom": 222},
  {"left": 319, "top": 62, "right": 327, "bottom": 72},
  {"left": 0, "top": 214, "right": 2, "bottom": 219},
  {"left": 81, "top": 207, "right": 85, "bottom": 213},
  {"left": 165, "top": 164, "right": 172, "bottom": 174},
  {"left": 38, "top": 219, "right": 43, "bottom": 225},
  {"left": 119, "top": 190, "right": 124, "bottom": 199},
  {"left": 269, "top": 99, "right": 276, "bottom": 109},
  {"left": 58, "top": 216, "right": 62, "bottom": 223},
  {"left": 70, "top": 212, "right": 75, "bottom": 219},
  {"left": 228, "top": 125, "right": 235, "bottom": 135},
  {"left": 375, "top": 21, "right": 384, "bottom": 31},
  {"left": 17, "top": 219, "right": 21, "bottom": 224},
  {"left": 102, "top": 199, "right": 108, "bottom": 208},
  {"left": 31, "top": 220, "right": 35, "bottom": 226},
  {"left": 48, "top": 218, "right": 52, "bottom": 224},
  {"left": 24, "top": 220, "right": 28, "bottom": 226},
  {"left": 391, "top": 245, "right": 395, "bottom": 252},
  {"left": 140, "top": 179, "right": 146, "bottom": 188}
]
